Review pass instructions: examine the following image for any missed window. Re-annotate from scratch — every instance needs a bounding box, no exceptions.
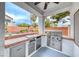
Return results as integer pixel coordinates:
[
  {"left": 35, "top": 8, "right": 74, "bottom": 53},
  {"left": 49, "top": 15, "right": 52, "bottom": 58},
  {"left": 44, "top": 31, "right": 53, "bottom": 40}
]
[{"left": 5, "top": 2, "right": 38, "bottom": 37}]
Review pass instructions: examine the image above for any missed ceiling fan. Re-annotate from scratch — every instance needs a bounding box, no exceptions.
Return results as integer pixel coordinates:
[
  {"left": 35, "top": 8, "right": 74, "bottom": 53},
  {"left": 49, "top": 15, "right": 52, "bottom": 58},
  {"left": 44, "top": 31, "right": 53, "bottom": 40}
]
[{"left": 34, "top": 2, "right": 59, "bottom": 10}]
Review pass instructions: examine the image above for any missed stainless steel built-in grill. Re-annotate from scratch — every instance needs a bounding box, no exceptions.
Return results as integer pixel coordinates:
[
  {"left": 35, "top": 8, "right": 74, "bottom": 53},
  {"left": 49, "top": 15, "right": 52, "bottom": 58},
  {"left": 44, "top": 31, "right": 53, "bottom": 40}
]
[{"left": 47, "top": 30, "right": 62, "bottom": 51}]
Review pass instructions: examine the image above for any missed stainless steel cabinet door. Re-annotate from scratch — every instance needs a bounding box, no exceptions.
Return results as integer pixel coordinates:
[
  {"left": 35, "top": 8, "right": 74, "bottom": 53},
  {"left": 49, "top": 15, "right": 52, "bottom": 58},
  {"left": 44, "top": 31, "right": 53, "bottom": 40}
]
[
  {"left": 47, "top": 36, "right": 51, "bottom": 46},
  {"left": 36, "top": 37, "right": 41, "bottom": 50},
  {"left": 28, "top": 41, "right": 35, "bottom": 55},
  {"left": 10, "top": 43, "right": 26, "bottom": 57},
  {"left": 51, "top": 36, "right": 62, "bottom": 51}
]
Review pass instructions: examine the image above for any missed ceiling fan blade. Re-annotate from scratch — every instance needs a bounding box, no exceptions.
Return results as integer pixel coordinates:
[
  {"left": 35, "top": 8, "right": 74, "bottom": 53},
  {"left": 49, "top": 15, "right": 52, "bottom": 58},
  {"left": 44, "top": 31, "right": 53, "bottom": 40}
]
[
  {"left": 54, "top": 2, "right": 59, "bottom": 4},
  {"left": 44, "top": 2, "right": 49, "bottom": 10},
  {"left": 34, "top": 2, "right": 40, "bottom": 5}
]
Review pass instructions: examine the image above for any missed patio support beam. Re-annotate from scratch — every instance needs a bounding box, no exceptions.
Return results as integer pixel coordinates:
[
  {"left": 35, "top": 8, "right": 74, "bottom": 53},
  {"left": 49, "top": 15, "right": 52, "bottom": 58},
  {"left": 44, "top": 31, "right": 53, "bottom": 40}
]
[
  {"left": 38, "top": 16, "right": 45, "bottom": 34},
  {"left": 70, "top": 10, "right": 75, "bottom": 38},
  {"left": 0, "top": 2, "right": 5, "bottom": 57}
]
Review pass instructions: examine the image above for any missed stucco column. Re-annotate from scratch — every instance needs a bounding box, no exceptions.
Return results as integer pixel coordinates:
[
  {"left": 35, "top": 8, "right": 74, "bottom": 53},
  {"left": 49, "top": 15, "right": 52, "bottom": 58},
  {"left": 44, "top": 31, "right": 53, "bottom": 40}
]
[
  {"left": 70, "top": 13, "right": 74, "bottom": 38},
  {"left": 0, "top": 2, "right": 5, "bottom": 57},
  {"left": 38, "top": 16, "right": 45, "bottom": 34},
  {"left": 69, "top": 6, "right": 75, "bottom": 38}
]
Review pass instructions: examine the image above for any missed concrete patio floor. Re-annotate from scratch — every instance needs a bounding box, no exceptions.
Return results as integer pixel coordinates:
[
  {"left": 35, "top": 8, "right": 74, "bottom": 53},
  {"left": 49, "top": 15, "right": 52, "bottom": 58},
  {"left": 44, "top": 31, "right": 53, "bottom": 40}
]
[{"left": 31, "top": 47, "right": 69, "bottom": 57}]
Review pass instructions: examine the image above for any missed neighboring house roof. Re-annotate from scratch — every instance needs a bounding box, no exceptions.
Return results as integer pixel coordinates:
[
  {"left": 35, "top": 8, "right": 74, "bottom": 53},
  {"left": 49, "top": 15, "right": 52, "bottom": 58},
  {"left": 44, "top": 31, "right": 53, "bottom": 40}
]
[{"left": 5, "top": 15, "right": 13, "bottom": 21}]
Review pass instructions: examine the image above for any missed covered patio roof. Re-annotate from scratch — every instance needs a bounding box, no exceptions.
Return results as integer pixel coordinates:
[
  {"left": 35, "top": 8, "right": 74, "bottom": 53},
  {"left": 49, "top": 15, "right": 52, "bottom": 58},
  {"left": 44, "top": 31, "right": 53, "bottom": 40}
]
[{"left": 13, "top": 2, "right": 73, "bottom": 17}]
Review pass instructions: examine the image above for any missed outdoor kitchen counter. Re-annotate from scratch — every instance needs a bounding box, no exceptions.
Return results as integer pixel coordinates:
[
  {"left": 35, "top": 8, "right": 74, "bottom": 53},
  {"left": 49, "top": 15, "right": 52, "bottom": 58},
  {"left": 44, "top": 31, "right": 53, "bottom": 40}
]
[
  {"left": 5, "top": 32, "right": 38, "bottom": 40},
  {"left": 62, "top": 35, "right": 74, "bottom": 41},
  {"left": 5, "top": 33, "right": 42, "bottom": 48},
  {"left": 41, "top": 33, "right": 74, "bottom": 40},
  {"left": 5, "top": 33, "right": 74, "bottom": 48}
]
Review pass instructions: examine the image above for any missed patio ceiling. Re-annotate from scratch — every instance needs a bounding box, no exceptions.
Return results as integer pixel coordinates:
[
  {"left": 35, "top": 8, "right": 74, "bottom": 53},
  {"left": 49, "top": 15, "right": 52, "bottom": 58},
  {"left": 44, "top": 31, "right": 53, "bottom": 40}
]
[
  {"left": 34, "top": 2, "right": 60, "bottom": 12},
  {"left": 25, "top": 2, "right": 73, "bottom": 16},
  {"left": 13, "top": 2, "right": 73, "bottom": 17}
]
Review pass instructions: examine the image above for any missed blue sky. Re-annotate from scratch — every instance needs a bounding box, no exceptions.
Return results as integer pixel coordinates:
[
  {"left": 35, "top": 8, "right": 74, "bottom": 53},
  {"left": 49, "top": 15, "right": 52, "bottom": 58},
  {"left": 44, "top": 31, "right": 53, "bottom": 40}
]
[{"left": 5, "top": 2, "right": 32, "bottom": 25}]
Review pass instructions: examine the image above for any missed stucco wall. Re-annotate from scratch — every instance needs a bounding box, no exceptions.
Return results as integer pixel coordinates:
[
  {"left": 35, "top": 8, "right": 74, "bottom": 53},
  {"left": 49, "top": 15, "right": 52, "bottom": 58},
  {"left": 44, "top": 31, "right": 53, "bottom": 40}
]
[
  {"left": 71, "top": 2, "right": 79, "bottom": 57},
  {"left": 0, "top": 3, "right": 5, "bottom": 57},
  {"left": 46, "top": 27, "right": 68, "bottom": 36}
]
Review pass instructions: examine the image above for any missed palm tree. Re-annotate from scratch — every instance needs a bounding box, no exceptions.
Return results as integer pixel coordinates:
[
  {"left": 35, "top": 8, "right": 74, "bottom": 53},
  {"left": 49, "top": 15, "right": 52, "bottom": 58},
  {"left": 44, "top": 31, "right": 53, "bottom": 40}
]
[
  {"left": 51, "top": 11, "right": 70, "bottom": 21},
  {"left": 45, "top": 18, "right": 50, "bottom": 27},
  {"left": 49, "top": 11, "right": 70, "bottom": 26},
  {"left": 31, "top": 15, "right": 37, "bottom": 22},
  {"left": 30, "top": 14, "right": 38, "bottom": 32},
  {"left": 30, "top": 14, "right": 37, "bottom": 27}
]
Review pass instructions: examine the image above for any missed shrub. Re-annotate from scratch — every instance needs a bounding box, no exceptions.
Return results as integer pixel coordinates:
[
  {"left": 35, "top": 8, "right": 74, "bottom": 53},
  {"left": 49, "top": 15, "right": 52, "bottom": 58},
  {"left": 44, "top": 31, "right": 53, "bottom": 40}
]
[{"left": 20, "top": 29, "right": 28, "bottom": 33}]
